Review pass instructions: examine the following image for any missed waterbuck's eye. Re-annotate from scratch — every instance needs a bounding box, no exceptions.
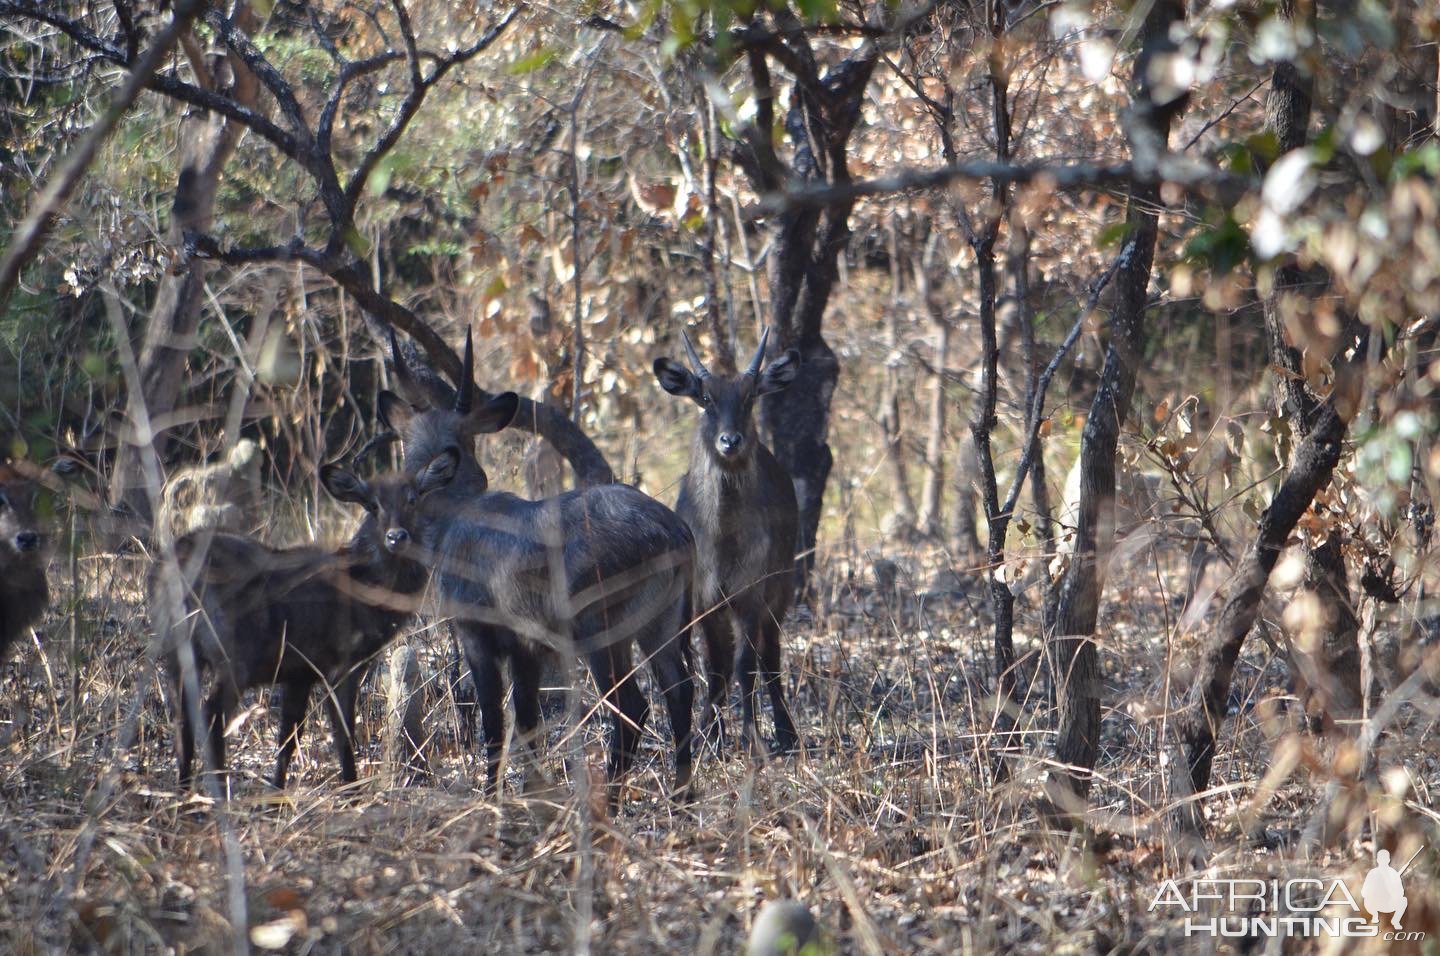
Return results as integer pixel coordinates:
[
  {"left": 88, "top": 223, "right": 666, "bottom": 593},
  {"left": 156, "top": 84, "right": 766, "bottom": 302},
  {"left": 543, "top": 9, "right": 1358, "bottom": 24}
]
[
  {"left": 701, "top": 392, "right": 713, "bottom": 408},
  {"left": 406, "top": 489, "right": 418, "bottom": 508}
]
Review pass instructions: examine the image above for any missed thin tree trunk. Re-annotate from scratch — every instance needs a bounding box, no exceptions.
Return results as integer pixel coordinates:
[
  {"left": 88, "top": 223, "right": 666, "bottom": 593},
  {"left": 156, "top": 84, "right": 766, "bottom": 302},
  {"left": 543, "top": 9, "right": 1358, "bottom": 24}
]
[
  {"left": 1260, "top": 1, "right": 1362, "bottom": 729},
  {"left": 109, "top": 7, "right": 260, "bottom": 519},
  {"left": 1173, "top": 382, "right": 1362, "bottom": 833},
  {"left": 916, "top": 231, "right": 950, "bottom": 539},
  {"left": 948, "top": 440, "right": 982, "bottom": 560},
  {"left": 758, "top": 48, "right": 877, "bottom": 600},
  {"left": 879, "top": 215, "right": 917, "bottom": 535},
  {"left": 1011, "top": 220, "right": 1053, "bottom": 552},
  {"left": 1046, "top": 0, "right": 1184, "bottom": 816}
]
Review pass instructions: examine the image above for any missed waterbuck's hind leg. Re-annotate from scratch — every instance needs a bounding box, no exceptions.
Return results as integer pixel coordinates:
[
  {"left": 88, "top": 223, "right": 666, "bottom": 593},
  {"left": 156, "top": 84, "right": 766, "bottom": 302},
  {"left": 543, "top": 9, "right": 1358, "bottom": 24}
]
[
  {"left": 272, "top": 678, "right": 314, "bottom": 789},
  {"left": 648, "top": 637, "right": 696, "bottom": 799}
]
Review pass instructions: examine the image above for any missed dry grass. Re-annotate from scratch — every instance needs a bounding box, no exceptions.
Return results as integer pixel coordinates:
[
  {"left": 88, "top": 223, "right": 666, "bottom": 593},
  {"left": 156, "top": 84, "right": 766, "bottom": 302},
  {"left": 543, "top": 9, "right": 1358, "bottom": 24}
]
[{"left": 2, "top": 537, "right": 1438, "bottom": 955}]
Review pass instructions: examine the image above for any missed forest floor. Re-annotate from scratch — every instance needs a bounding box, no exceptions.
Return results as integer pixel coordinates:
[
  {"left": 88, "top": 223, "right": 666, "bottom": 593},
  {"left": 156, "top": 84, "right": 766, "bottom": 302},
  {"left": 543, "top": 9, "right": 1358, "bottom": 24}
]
[{"left": 1, "top": 541, "right": 1437, "bottom": 954}]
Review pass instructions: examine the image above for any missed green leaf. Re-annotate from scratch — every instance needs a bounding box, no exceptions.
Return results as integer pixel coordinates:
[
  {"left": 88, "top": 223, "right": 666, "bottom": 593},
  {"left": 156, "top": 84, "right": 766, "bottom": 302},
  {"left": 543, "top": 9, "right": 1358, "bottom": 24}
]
[
  {"left": 81, "top": 352, "right": 107, "bottom": 381},
  {"left": 343, "top": 226, "right": 371, "bottom": 258},
  {"left": 1245, "top": 130, "right": 1279, "bottom": 167},
  {"left": 1185, "top": 210, "right": 1249, "bottom": 274},
  {"left": 1096, "top": 221, "right": 1131, "bottom": 248},
  {"left": 1392, "top": 143, "right": 1440, "bottom": 180},
  {"left": 507, "top": 48, "right": 557, "bottom": 75}
]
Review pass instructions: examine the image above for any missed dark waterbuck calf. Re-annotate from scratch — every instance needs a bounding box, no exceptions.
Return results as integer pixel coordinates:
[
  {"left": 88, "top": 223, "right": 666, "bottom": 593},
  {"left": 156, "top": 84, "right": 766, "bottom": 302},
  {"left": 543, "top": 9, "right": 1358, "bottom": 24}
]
[
  {"left": 653, "top": 328, "right": 801, "bottom": 753},
  {"left": 0, "top": 465, "right": 48, "bottom": 666},
  {"left": 150, "top": 455, "right": 453, "bottom": 789},
  {"left": 381, "top": 331, "right": 696, "bottom": 803}
]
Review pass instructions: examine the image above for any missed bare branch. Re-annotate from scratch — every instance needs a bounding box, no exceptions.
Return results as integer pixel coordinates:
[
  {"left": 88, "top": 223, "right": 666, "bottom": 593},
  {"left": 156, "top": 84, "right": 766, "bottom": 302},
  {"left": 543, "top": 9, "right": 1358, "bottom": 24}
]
[
  {"left": 0, "top": 0, "right": 208, "bottom": 309},
  {"left": 753, "top": 154, "right": 1248, "bottom": 215},
  {"left": 203, "top": 6, "right": 312, "bottom": 144},
  {"left": 148, "top": 71, "right": 298, "bottom": 154},
  {"left": 342, "top": 7, "right": 519, "bottom": 209}
]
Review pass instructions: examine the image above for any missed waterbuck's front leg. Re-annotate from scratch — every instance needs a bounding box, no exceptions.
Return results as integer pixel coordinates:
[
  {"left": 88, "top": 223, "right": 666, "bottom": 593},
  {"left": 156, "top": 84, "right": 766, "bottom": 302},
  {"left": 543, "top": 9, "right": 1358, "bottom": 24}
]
[
  {"left": 462, "top": 635, "right": 507, "bottom": 794},
  {"left": 697, "top": 606, "right": 735, "bottom": 753}
]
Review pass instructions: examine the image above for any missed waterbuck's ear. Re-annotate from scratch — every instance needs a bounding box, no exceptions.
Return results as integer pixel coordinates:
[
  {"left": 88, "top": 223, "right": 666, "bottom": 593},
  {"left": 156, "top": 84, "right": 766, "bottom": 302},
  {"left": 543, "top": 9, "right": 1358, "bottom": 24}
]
[
  {"left": 377, "top": 391, "right": 415, "bottom": 431},
  {"left": 757, "top": 349, "right": 800, "bottom": 396},
  {"left": 320, "top": 465, "right": 375, "bottom": 511},
  {"left": 469, "top": 391, "right": 519, "bottom": 434},
  {"left": 653, "top": 357, "right": 699, "bottom": 400},
  {"left": 417, "top": 448, "right": 460, "bottom": 496}
]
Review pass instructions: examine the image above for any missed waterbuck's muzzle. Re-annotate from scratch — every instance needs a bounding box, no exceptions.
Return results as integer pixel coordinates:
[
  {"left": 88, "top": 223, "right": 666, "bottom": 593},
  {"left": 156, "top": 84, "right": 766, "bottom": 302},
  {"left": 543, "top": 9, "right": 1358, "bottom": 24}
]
[
  {"left": 385, "top": 528, "right": 410, "bottom": 553},
  {"left": 13, "top": 530, "right": 39, "bottom": 552},
  {"left": 715, "top": 432, "right": 744, "bottom": 458}
]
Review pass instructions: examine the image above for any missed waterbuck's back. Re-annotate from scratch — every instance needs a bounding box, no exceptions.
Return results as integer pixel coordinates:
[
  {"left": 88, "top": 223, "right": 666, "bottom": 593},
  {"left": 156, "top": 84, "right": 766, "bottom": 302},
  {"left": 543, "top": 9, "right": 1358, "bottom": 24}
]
[
  {"left": 153, "top": 532, "right": 370, "bottom": 687},
  {"left": 426, "top": 484, "right": 695, "bottom": 640}
]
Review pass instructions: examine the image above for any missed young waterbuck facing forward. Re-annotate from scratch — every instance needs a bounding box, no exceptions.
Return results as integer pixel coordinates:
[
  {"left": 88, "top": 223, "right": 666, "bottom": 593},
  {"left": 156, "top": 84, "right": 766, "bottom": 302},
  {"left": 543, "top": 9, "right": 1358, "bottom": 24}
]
[
  {"left": 653, "top": 328, "right": 801, "bottom": 753},
  {"left": 150, "top": 455, "right": 454, "bottom": 789},
  {"left": 381, "top": 331, "right": 696, "bottom": 803},
  {"left": 0, "top": 466, "right": 49, "bottom": 666}
]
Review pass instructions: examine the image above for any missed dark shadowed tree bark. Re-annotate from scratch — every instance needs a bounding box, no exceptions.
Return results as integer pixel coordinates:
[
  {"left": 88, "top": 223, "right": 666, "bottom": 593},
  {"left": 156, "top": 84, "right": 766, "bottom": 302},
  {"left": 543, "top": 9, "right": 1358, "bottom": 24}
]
[
  {"left": 730, "top": 9, "right": 878, "bottom": 596},
  {"left": 1172, "top": 374, "right": 1364, "bottom": 834},
  {"left": 1258, "top": 1, "right": 1361, "bottom": 729},
  {"left": 1045, "top": 0, "right": 1186, "bottom": 816}
]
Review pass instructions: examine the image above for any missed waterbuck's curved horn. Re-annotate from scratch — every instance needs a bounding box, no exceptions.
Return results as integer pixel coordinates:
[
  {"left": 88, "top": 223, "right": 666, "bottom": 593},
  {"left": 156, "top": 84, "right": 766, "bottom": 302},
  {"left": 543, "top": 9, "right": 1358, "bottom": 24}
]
[
  {"left": 681, "top": 330, "right": 711, "bottom": 380},
  {"left": 743, "top": 326, "right": 772, "bottom": 379},
  {"left": 454, "top": 327, "right": 475, "bottom": 414},
  {"left": 389, "top": 327, "right": 418, "bottom": 397},
  {"left": 387, "top": 326, "right": 459, "bottom": 410}
]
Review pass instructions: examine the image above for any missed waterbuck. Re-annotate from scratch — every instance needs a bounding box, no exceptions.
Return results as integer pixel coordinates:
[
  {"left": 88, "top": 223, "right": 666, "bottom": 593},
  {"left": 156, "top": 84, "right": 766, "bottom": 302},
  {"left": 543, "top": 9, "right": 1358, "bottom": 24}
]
[
  {"left": 150, "top": 454, "right": 454, "bottom": 789},
  {"left": 380, "top": 331, "right": 696, "bottom": 802},
  {"left": 653, "top": 328, "right": 801, "bottom": 753},
  {"left": 0, "top": 465, "right": 48, "bottom": 666}
]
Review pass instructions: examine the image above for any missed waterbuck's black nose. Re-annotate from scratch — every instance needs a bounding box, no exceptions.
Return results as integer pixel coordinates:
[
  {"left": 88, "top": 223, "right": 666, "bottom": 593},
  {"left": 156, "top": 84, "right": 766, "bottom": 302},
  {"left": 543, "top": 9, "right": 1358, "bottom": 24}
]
[
  {"left": 14, "top": 530, "right": 38, "bottom": 551},
  {"left": 385, "top": 528, "right": 410, "bottom": 551},
  {"left": 716, "top": 432, "right": 743, "bottom": 457}
]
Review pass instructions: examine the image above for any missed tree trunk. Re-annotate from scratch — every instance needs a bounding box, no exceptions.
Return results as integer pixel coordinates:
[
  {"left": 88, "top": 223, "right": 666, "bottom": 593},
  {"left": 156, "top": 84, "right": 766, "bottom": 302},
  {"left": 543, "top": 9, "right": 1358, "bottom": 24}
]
[
  {"left": 758, "top": 51, "right": 877, "bottom": 599},
  {"left": 1046, "top": 0, "right": 1183, "bottom": 815},
  {"left": 1011, "top": 221, "right": 1054, "bottom": 553},
  {"left": 1260, "top": 1, "right": 1362, "bottom": 731},
  {"left": 879, "top": 216, "right": 917, "bottom": 536},
  {"left": 916, "top": 255, "right": 950, "bottom": 540},
  {"left": 1173, "top": 391, "right": 1359, "bottom": 832},
  {"left": 109, "top": 9, "right": 260, "bottom": 519},
  {"left": 948, "top": 440, "right": 982, "bottom": 560}
]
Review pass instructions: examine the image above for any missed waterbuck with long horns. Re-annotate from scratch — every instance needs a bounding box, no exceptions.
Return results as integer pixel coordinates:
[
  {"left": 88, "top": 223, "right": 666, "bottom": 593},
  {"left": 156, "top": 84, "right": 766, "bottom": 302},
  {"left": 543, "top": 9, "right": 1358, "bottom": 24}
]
[
  {"left": 381, "top": 330, "right": 696, "bottom": 803},
  {"left": 653, "top": 328, "right": 801, "bottom": 754},
  {"left": 150, "top": 455, "right": 452, "bottom": 789},
  {"left": 0, "top": 465, "right": 49, "bottom": 666}
]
